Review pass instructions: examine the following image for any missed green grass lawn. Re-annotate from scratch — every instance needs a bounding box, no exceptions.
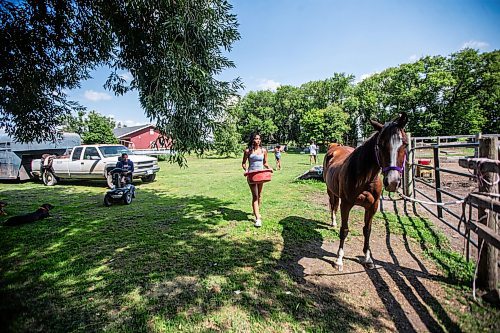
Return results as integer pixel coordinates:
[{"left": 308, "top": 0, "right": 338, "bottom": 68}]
[{"left": 0, "top": 153, "right": 496, "bottom": 332}]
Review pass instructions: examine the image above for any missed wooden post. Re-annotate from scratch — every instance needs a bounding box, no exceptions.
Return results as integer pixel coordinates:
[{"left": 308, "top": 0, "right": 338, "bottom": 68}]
[
  {"left": 412, "top": 137, "right": 417, "bottom": 200},
  {"left": 476, "top": 137, "right": 499, "bottom": 300},
  {"left": 473, "top": 133, "right": 482, "bottom": 180},
  {"left": 433, "top": 142, "right": 443, "bottom": 218},
  {"left": 474, "top": 133, "right": 482, "bottom": 158},
  {"left": 404, "top": 133, "right": 413, "bottom": 197}
]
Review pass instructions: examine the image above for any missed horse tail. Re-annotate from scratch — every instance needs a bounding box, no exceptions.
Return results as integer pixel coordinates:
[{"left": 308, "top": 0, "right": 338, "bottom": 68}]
[
  {"left": 323, "top": 152, "right": 333, "bottom": 169},
  {"left": 323, "top": 151, "right": 334, "bottom": 182}
]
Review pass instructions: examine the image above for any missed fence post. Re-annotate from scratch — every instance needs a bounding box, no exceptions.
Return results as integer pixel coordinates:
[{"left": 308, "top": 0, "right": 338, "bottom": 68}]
[
  {"left": 412, "top": 137, "right": 416, "bottom": 200},
  {"left": 404, "top": 133, "right": 413, "bottom": 197},
  {"left": 433, "top": 139, "right": 443, "bottom": 218},
  {"left": 473, "top": 133, "right": 482, "bottom": 180},
  {"left": 474, "top": 133, "right": 482, "bottom": 158},
  {"left": 476, "top": 137, "right": 499, "bottom": 297}
]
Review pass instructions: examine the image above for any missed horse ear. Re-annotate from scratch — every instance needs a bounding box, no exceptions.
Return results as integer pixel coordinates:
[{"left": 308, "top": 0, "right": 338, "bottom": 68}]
[
  {"left": 395, "top": 112, "right": 408, "bottom": 128},
  {"left": 370, "top": 119, "right": 384, "bottom": 131}
]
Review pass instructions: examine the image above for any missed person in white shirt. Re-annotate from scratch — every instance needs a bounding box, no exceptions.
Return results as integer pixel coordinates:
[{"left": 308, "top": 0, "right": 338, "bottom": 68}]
[{"left": 309, "top": 140, "right": 318, "bottom": 165}]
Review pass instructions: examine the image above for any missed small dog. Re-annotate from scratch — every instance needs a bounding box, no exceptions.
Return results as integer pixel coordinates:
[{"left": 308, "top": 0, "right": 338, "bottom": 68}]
[
  {"left": 0, "top": 201, "right": 6, "bottom": 216},
  {"left": 3, "top": 204, "right": 55, "bottom": 226}
]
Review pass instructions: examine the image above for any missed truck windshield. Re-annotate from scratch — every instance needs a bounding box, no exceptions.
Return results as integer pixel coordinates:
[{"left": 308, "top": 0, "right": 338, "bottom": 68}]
[{"left": 98, "top": 146, "right": 133, "bottom": 157}]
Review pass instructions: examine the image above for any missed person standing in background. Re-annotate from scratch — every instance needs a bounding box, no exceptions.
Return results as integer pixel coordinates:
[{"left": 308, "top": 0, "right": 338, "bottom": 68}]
[
  {"left": 274, "top": 145, "right": 283, "bottom": 170},
  {"left": 309, "top": 140, "right": 318, "bottom": 165}
]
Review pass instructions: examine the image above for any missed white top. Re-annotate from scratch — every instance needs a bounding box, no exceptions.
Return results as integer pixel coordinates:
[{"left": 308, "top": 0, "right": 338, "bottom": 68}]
[{"left": 309, "top": 144, "right": 317, "bottom": 155}]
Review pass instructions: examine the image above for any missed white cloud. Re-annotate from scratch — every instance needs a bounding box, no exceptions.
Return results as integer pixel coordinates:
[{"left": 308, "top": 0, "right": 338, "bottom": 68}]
[
  {"left": 257, "top": 79, "right": 281, "bottom": 91},
  {"left": 119, "top": 72, "right": 132, "bottom": 81},
  {"left": 408, "top": 54, "right": 419, "bottom": 62},
  {"left": 84, "top": 90, "right": 112, "bottom": 101},
  {"left": 461, "top": 40, "right": 489, "bottom": 50},
  {"left": 124, "top": 120, "right": 146, "bottom": 127},
  {"left": 355, "top": 72, "right": 378, "bottom": 84}
]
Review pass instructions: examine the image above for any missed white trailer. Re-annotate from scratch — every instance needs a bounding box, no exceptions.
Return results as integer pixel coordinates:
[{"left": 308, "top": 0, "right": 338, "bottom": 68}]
[{"left": 0, "top": 132, "right": 81, "bottom": 180}]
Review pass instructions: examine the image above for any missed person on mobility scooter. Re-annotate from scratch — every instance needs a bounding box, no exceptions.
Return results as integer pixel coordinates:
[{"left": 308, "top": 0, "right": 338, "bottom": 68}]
[
  {"left": 117, "top": 153, "right": 134, "bottom": 182},
  {"left": 104, "top": 153, "right": 136, "bottom": 206}
]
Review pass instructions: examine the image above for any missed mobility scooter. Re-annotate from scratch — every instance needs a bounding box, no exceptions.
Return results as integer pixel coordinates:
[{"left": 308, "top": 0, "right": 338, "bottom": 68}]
[{"left": 104, "top": 168, "right": 136, "bottom": 206}]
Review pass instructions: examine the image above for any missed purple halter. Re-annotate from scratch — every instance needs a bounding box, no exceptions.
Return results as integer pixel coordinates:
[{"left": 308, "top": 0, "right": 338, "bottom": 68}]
[{"left": 375, "top": 130, "right": 406, "bottom": 174}]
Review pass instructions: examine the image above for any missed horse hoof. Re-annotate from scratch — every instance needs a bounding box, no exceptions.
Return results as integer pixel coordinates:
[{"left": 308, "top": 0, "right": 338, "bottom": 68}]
[
  {"left": 336, "top": 264, "right": 343, "bottom": 272},
  {"left": 331, "top": 222, "right": 337, "bottom": 228},
  {"left": 364, "top": 262, "right": 375, "bottom": 270}
]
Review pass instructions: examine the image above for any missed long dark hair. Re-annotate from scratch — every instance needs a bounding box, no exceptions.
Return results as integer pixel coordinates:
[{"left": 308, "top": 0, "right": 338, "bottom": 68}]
[{"left": 247, "top": 132, "right": 261, "bottom": 152}]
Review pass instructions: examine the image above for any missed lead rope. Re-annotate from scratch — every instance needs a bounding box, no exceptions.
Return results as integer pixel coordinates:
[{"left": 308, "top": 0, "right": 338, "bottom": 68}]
[{"left": 396, "top": 190, "right": 465, "bottom": 206}]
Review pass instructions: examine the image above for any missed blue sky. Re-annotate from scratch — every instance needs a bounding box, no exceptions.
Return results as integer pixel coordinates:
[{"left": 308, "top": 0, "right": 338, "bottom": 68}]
[{"left": 67, "top": 0, "right": 500, "bottom": 126}]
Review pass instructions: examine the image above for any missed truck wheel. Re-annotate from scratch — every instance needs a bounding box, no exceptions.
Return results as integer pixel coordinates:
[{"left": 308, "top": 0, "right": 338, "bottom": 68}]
[
  {"left": 42, "top": 171, "right": 58, "bottom": 186},
  {"left": 104, "top": 194, "right": 113, "bottom": 207},
  {"left": 141, "top": 174, "right": 156, "bottom": 182},
  {"left": 123, "top": 192, "right": 132, "bottom": 205}
]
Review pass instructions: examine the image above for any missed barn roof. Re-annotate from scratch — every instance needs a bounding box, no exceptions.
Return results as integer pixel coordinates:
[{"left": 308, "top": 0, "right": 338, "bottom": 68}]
[{"left": 113, "top": 124, "right": 154, "bottom": 138}]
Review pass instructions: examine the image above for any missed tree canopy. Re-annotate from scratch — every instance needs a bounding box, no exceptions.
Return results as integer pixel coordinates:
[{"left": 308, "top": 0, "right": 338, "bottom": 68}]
[
  {"left": 62, "top": 110, "right": 117, "bottom": 144},
  {"left": 233, "top": 49, "right": 499, "bottom": 147},
  {"left": 0, "top": 0, "right": 241, "bottom": 164}
]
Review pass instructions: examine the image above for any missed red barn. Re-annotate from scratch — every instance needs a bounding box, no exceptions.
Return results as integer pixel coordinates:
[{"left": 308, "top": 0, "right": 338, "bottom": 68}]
[{"left": 113, "top": 124, "right": 170, "bottom": 149}]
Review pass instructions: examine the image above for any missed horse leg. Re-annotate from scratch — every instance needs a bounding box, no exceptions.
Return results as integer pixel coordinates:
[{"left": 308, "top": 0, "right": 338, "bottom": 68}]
[
  {"left": 336, "top": 202, "right": 352, "bottom": 271},
  {"left": 331, "top": 196, "right": 340, "bottom": 227},
  {"left": 362, "top": 205, "right": 378, "bottom": 269},
  {"left": 327, "top": 190, "right": 339, "bottom": 227}
]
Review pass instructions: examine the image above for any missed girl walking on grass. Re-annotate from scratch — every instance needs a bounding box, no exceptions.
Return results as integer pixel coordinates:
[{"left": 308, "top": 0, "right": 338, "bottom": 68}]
[{"left": 241, "top": 133, "right": 272, "bottom": 227}]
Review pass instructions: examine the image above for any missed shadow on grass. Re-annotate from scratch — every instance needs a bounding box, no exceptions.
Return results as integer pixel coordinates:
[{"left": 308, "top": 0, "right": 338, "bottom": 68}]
[{"left": 0, "top": 186, "right": 389, "bottom": 332}]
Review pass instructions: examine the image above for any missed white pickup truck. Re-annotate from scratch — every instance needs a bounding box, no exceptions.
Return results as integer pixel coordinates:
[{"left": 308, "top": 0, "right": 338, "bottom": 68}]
[{"left": 31, "top": 144, "right": 160, "bottom": 187}]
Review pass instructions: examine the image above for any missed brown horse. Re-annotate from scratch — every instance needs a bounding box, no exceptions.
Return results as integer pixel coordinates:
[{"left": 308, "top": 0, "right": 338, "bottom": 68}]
[{"left": 323, "top": 113, "right": 408, "bottom": 270}]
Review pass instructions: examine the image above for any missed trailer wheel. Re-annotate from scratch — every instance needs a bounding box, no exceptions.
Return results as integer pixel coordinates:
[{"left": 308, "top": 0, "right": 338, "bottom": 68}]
[{"left": 42, "top": 170, "right": 58, "bottom": 186}]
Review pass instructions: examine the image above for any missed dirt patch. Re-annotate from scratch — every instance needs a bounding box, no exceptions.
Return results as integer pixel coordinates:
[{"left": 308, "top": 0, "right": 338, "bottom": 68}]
[{"left": 279, "top": 225, "right": 460, "bottom": 332}]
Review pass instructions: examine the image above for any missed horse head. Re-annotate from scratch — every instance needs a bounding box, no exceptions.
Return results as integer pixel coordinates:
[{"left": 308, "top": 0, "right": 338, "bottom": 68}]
[{"left": 370, "top": 112, "right": 408, "bottom": 192}]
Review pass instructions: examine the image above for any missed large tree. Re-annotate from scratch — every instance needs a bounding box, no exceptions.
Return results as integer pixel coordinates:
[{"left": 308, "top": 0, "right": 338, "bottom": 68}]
[
  {"left": 273, "top": 85, "right": 307, "bottom": 144},
  {"left": 299, "top": 104, "right": 350, "bottom": 145},
  {"left": 353, "top": 49, "right": 498, "bottom": 137},
  {"left": 0, "top": 0, "right": 241, "bottom": 164},
  {"left": 235, "top": 90, "right": 277, "bottom": 143},
  {"left": 62, "top": 110, "right": 117, "bottom": 144}
]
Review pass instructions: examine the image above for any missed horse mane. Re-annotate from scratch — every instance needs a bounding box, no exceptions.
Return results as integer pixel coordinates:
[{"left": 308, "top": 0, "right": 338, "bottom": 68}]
[{"left": 345, "top": 133, "right": 378, "bottom": 190}]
